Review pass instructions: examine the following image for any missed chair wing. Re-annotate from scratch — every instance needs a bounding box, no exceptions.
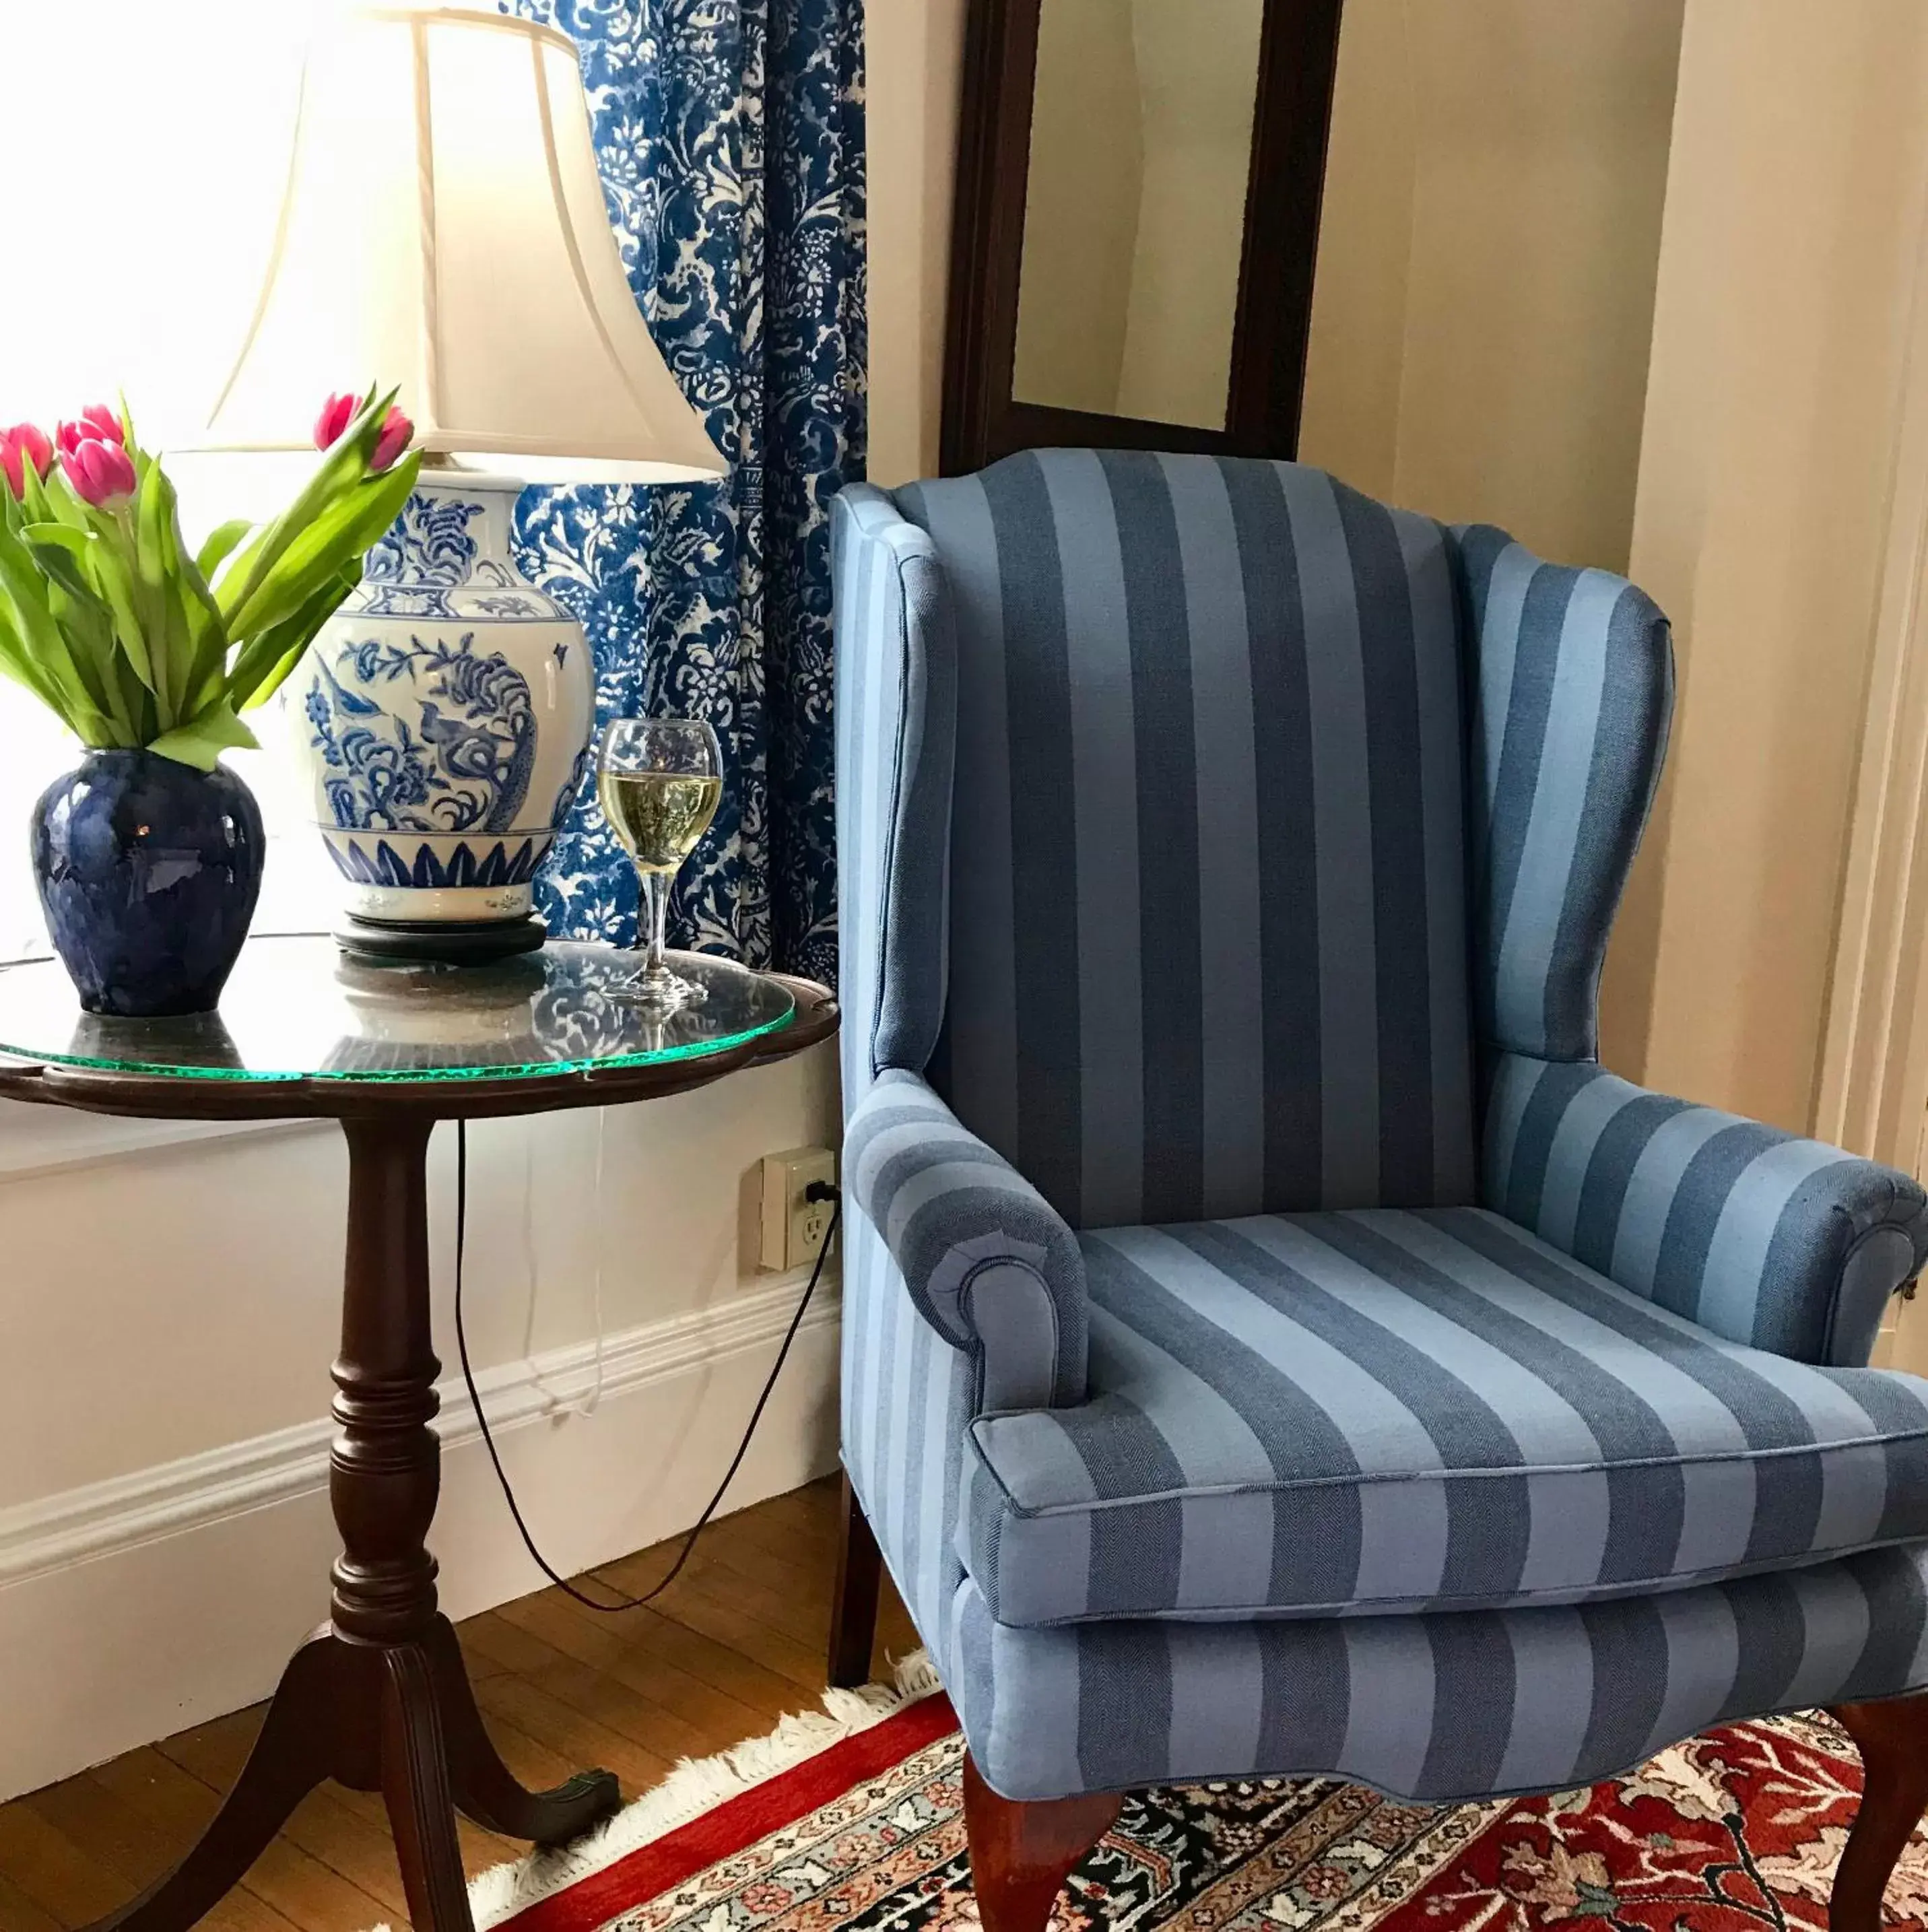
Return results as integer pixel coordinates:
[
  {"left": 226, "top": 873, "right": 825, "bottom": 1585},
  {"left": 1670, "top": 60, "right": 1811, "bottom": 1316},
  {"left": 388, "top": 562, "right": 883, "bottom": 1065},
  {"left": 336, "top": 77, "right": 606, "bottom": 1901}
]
[
  {"left": 833, "top": 484, "right": 1088, "bottom": 1413},
  {"left": 1460, "top": 525, "right": 1928, "bottom": 1357},
  {"left": 1457, "top": 523, "right": 1673, "bottom": 1063},
  {"left": 830, "top": 483, "right": 956, "bottom": 1110}
]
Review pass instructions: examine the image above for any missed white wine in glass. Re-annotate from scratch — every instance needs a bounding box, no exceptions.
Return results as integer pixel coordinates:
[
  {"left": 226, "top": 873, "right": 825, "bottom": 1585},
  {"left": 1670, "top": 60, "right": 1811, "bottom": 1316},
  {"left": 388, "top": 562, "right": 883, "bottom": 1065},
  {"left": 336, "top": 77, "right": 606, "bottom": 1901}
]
[
  {"left": 598, "top": 718, "right": 724, "bottom": 1007},
  {"left": 599, "top": 772, "right": 724, "bottom": 872}
]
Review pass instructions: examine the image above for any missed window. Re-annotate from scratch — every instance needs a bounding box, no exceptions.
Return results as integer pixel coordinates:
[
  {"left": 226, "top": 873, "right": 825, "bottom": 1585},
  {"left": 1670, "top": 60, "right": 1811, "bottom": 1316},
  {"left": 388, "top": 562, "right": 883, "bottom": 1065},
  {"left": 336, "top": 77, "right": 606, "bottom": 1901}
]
[{"left": 0, "top": 1, "right": 343, "bottom": 956}]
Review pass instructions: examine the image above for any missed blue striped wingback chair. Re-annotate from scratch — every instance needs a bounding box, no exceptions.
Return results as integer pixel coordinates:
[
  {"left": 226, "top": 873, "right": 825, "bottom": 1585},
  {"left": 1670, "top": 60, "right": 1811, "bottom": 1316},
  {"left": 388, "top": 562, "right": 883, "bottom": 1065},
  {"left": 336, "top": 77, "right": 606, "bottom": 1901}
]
[{"left": 828, "top": 449, "right": 1928, "bottom": 1932}]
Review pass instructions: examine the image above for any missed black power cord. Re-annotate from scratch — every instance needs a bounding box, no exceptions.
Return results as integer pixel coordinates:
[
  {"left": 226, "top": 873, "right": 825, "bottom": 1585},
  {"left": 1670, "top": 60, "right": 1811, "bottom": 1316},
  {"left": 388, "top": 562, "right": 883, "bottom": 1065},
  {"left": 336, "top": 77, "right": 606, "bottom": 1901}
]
[{"left": 453, "top": 1117, "right": 841, "bottom": 1614}]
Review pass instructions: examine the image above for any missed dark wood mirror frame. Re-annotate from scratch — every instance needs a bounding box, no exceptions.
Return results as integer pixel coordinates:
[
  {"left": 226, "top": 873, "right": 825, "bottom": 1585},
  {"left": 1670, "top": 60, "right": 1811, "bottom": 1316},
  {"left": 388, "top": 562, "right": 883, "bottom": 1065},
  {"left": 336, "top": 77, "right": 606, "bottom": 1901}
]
[{"left": 940, "top": 0, "right": 1346, "bottom": 477}]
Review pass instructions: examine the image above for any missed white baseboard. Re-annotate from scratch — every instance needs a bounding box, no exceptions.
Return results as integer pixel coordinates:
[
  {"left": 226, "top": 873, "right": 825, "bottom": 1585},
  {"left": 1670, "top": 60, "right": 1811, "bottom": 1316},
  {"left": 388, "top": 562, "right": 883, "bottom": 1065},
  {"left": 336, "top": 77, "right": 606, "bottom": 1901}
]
[{"left": 0, "top": 1275, "right": 842, "bottom": 1803}]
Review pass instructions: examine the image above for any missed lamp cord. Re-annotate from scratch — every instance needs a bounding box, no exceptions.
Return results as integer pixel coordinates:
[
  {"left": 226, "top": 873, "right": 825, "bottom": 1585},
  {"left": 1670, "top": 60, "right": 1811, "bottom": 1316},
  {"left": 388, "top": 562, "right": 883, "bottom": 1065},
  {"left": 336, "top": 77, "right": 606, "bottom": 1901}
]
[{"left": 453, "top": 1117, "right": 840, "bottom": 1615}]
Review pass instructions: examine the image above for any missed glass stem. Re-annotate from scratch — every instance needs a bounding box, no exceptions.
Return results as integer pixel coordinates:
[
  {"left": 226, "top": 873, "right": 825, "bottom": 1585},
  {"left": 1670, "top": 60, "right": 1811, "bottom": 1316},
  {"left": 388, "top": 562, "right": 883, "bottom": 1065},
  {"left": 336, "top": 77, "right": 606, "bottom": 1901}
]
[{"left": 640, "top": 869, "right": 671, "bottom": 980}]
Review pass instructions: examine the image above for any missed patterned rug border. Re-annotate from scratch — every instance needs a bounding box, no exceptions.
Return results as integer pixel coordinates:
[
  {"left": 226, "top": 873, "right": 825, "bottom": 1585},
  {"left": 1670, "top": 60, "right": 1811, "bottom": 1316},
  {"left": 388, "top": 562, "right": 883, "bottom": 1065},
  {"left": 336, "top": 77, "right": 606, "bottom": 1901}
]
[
  {"left": 402, "top": 1652, "right": 950, "bottom": 1932},
  {"left": 498, "top": 1687, "right": 960, "bottom": 1932}
]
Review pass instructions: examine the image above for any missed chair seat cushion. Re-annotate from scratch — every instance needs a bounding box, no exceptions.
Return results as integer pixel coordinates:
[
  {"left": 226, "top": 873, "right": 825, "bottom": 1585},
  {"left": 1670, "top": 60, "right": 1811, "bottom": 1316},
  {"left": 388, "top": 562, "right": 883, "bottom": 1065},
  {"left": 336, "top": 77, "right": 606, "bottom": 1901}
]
[
  {"left": 963, "top": 1208, "right": 1928, "bottom": 1626},
  {"left": 949, "top": 1545, "right": 1928, "bottom": 1802}
]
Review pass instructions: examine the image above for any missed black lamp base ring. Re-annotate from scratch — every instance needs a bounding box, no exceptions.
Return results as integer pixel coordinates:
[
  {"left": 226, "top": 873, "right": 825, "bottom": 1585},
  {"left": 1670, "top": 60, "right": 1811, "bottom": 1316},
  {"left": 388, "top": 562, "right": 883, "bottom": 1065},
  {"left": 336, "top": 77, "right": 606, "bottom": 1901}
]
[{"left": 334, "top": 913, "right": 548, "bottom": 967}]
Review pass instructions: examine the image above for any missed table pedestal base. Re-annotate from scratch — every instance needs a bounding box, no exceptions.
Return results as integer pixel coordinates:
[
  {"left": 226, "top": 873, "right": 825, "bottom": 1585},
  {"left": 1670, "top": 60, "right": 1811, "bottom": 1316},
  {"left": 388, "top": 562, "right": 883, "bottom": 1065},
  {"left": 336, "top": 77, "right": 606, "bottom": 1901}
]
[
  {"left": 81, "top": 1114, "right": 620, "bottom": 1931},
  {"left": 83, "top": 1619, "right": 620, "bottom": 1931}
]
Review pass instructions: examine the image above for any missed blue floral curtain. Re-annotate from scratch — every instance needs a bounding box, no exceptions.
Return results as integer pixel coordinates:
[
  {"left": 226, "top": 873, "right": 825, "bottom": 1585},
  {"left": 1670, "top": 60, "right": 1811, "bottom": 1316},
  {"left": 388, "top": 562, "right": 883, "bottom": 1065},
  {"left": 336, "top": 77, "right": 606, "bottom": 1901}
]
[{"left": 505, "top": 0, "right": 863, "bottom": 984}]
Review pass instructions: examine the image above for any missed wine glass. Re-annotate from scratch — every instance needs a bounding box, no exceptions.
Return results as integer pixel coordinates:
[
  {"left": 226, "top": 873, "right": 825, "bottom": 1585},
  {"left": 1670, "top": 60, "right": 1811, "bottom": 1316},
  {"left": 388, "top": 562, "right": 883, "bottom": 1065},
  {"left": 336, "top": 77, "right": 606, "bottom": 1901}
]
[{"left": 597, "top": 717, "right": 725, "bottom": 1009}]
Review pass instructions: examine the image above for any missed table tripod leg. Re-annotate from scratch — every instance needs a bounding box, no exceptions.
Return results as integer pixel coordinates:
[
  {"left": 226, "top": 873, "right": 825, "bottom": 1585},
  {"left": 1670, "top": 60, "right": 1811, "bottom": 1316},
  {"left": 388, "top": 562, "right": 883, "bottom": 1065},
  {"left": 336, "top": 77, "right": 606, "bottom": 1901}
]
[
  {"left": 382, "top": 1645, "right": 475, "bottom": 1931},
  {"left": 426, "top": 1618, "right": 622, "bottom": 1844},
  {"left": 79, "top": 1634, "right": 340, "bottom": 1932}
]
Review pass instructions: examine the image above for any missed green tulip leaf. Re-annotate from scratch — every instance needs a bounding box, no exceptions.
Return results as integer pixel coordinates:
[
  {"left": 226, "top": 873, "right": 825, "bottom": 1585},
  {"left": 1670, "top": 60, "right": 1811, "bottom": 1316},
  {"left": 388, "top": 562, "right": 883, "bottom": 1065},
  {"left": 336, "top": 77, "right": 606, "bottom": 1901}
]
[
  {"left": 215, "top": 387, "right": 404, "bottom": 623},
  {"left": 20, "top": 522, "right": 89, "bottom": 556},
  {"left": 134, "top": 457, "right": 175, "bottom": 605},
  {"left": 0, "top": 532, "right": 129, "bottom": 744},
  {"left": 71, "top": 525, "right": 158, "bottom": 700},
  {"left": 225, "top": 448, "right": 418, "bottom": 642},
  {"left": 232, "top": 563, "right": 362, "bottom": 711},
  {"left": 0, "top": 596, "right": 75, "bottom": 721},
  {"left": 22, "top": 535, "right": 96, "bottom": 606},
  {"left": 147, "top": 700, "right": 259, "bottom": 772},
  {"left": 195, "top": 518, "right": 252, "bottom": 585}
]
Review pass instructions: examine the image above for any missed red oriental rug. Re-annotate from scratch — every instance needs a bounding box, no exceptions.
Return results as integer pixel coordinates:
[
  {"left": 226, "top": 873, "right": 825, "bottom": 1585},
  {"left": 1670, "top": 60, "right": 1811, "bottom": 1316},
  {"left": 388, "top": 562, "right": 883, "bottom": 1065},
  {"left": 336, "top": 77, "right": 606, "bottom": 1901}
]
[{"left": 453, "top": 1677, "right": 1928, "bottom": 1932}]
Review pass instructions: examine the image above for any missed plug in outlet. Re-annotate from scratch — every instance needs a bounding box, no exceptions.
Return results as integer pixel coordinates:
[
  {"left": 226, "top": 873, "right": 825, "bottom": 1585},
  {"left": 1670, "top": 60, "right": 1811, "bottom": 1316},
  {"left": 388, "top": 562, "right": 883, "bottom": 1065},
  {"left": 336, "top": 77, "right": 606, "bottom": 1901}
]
[{"left": 759, "top": 1147, "right": 836, "bottom": 1271}]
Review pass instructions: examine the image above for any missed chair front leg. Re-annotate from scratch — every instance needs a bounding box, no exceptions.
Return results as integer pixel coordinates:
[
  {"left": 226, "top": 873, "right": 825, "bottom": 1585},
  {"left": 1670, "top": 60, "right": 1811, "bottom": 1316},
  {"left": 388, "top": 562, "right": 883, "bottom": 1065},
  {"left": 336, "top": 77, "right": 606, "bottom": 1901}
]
[
  {"left": 1831, "top": 1692, "right": 1928, "bottom": 1932},
  {"left": 828, "top": 1471, "right": 883, "bottom": 1688},
  {"left": 963, "top": 1752, "right": 1121, "bottom": 1932}
]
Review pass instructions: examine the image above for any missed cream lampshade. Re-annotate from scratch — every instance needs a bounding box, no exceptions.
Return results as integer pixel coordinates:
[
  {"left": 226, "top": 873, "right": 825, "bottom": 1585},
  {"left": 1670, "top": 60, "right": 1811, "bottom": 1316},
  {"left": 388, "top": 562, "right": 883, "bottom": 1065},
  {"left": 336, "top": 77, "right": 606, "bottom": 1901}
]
[
  {"left": 199, "top": 2, "right": 725, "bottom": 481},
  {"left": 201, "top": 3, "right": 727, "bottom": 964}
]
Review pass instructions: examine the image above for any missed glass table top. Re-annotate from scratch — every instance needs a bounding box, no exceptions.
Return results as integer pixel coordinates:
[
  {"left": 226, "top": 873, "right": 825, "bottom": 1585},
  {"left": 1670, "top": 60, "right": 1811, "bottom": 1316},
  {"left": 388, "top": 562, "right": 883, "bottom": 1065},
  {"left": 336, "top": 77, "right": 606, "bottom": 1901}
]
[{"left": 0, "top": 936, "right": 795, "bottom": 1084}]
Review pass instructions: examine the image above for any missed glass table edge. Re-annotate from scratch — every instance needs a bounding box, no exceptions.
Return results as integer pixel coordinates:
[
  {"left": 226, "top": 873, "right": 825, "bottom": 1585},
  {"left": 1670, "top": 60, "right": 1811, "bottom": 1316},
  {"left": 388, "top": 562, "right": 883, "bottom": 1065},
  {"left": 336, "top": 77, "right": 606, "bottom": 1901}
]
[{"left": 0, "top": 996, "right": 798, "bottom": 1086}]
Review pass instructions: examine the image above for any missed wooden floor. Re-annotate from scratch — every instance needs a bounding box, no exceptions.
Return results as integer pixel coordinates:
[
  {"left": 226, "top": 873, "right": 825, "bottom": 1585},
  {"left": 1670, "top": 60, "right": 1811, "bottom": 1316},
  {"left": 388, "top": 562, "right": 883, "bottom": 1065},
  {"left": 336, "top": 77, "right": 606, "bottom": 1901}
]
[{"left": 0, "top": 1477, "right": 919, "bottom": 1932}]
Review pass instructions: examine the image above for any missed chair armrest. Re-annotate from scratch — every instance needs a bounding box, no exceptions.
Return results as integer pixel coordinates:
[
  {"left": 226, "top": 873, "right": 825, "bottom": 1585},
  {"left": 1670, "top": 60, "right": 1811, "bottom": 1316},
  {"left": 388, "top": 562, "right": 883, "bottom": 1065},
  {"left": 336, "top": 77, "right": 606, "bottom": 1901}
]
[
  {"left": 1486, "top": 1053, "right": 1928, "bottom": 1364},
  {"left": 844, "top": 1069, "right": 1088, "bottom": 1408}
]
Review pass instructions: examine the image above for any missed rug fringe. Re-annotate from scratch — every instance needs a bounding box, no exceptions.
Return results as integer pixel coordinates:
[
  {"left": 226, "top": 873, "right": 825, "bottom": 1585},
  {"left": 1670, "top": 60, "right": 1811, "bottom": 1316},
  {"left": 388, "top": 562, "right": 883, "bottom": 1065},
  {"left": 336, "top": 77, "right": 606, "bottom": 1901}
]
[{"left": 370, "top": 1651, "right": 939, "bottom": 1932}]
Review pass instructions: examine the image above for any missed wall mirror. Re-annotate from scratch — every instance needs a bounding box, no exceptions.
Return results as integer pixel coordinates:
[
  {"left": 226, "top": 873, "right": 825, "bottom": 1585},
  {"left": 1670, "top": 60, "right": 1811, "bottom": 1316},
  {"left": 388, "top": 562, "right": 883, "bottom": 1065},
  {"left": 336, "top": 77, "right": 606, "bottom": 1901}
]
[{"left": 943, "top": 0, "right": 1345, "bottom": 473}]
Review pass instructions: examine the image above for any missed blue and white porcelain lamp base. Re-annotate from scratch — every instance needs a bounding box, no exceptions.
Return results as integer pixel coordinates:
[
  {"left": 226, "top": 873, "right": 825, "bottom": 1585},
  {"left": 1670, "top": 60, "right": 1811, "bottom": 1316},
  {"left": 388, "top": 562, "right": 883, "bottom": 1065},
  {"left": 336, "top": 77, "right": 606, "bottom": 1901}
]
[{"left": 290, "top": 471, "right": 595, "bottom": 964}]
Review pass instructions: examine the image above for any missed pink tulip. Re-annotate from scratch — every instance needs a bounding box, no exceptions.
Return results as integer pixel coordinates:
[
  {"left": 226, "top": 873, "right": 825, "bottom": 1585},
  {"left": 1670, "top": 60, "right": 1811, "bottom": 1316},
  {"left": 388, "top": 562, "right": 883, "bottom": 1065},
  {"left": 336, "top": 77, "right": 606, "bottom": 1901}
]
[
  {"left": 61, "top": 435, "right": 137, "bottom": 510},
  {"left": 312, "top": 389, "right": 358, "bottom": 451},
  {"left": 55, "top": 404, "right": 124, "bottom": 459},
  {"left": 315, "top": 391, "right": 412, "bottom": 473},
  {"left": 0, "top": 422, "right": 53, "bottom": 498},
  {"left": 372, "top": 405, "right": 413, "bottom": 473}
]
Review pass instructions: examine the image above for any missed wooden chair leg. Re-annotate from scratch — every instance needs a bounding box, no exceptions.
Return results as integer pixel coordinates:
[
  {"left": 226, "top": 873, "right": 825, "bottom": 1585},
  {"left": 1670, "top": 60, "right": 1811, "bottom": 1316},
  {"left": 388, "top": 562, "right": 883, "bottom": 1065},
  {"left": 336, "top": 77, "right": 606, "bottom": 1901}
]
[
  {"left": 963, "top": 1751, "right": 1121, "bottom": 1932},
  {"left": 828, "top": 1470, "right": 883, "bottom": 1688},
  {"left": 1831, "top": 1692, "right": 1928, "bottom": 1932}
]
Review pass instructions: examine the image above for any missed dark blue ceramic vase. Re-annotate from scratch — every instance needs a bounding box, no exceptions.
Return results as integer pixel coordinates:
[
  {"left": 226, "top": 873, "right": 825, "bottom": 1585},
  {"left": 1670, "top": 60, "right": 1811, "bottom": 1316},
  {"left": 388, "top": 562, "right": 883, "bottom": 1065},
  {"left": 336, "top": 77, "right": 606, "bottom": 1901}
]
[{"left": 31, "top": 751, "right": 265, "bottom": 1017}]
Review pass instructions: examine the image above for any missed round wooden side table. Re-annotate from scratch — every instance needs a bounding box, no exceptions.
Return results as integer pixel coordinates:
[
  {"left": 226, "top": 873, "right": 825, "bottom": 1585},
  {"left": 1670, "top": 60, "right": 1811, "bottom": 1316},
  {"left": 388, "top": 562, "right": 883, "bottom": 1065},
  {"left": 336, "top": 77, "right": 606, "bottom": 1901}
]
[{"left": 0, "top": 935, "right": 838, "bottom": 1931}]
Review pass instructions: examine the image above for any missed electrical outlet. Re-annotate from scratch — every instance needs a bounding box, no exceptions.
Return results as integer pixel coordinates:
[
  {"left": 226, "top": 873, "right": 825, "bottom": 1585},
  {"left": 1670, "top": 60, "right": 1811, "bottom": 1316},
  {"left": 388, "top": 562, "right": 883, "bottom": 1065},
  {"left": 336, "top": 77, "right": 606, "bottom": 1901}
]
[{"left": 759, "top": 1146, "right": 836, "bottom": 1271}]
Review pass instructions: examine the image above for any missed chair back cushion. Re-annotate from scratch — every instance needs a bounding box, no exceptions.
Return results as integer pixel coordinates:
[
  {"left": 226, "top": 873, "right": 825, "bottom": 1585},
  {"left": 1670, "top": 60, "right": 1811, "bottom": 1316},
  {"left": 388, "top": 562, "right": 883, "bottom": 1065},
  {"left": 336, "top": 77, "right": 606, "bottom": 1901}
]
[{"left": 894, "top": 450, "right": 1476, "bottom": 1226}]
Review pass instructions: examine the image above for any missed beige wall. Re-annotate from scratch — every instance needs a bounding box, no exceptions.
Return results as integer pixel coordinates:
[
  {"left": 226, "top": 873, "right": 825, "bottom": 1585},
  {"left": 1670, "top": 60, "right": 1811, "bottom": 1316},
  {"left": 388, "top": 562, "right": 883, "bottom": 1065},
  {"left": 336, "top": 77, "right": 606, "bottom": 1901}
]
[
  {"left": 1293, "top": 0, "right": 1414, "bottom": 501},
  {"left": 1601, "top": 0, "right": 1928, "bottom": 1129},
  {"left": 1300, "top": 0, "right": 1685, "bottom": 572},
  {"left": 864, "top": 0, "right": 966, "bottom": 487}
]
